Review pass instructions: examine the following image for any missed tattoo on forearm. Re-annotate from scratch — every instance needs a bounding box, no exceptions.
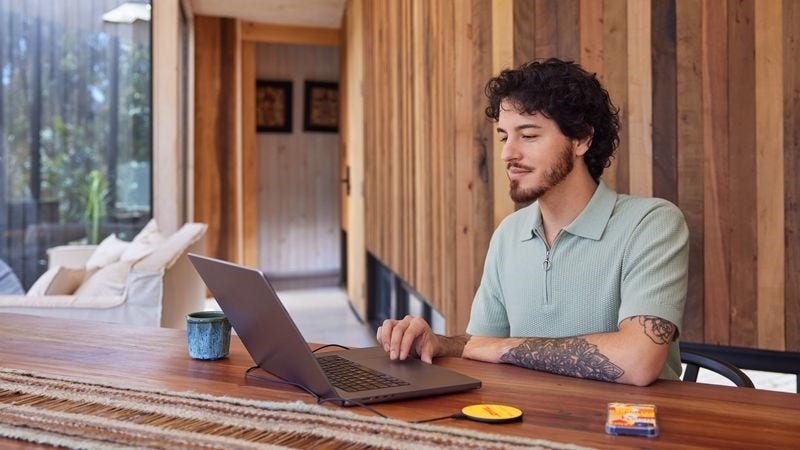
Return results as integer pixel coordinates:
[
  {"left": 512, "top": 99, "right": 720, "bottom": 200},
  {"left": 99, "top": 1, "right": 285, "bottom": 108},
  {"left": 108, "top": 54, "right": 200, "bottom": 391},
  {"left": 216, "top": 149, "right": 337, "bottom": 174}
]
[
  {"left": 636, "top": 316, "right": 676, "bottom": 345},
  {"left": 499, "top": 338, "right": 624, "bottom": 382}
]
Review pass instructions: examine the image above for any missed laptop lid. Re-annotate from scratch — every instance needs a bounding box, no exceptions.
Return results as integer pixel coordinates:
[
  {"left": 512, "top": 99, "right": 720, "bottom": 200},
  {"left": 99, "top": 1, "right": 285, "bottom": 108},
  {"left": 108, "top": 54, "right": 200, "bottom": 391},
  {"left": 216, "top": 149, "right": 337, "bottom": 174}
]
[{"left": 188, "top": 254, "right": 481, "bottom": 404}]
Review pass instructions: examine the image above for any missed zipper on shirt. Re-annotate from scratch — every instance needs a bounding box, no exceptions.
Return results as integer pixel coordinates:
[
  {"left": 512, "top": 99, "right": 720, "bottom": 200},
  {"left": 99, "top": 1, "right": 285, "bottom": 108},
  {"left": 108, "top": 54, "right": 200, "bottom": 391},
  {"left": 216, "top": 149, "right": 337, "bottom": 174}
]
[{"left": 535, "top": 228, "right": 563, "bottom": 305}]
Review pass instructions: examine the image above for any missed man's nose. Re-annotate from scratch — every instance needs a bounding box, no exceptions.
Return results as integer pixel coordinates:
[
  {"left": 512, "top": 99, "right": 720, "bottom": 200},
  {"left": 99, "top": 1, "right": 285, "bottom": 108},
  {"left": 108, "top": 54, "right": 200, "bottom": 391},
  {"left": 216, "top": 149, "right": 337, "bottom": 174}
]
[{"left": 501, "top": 138, "right": 519, "bottom": 163}]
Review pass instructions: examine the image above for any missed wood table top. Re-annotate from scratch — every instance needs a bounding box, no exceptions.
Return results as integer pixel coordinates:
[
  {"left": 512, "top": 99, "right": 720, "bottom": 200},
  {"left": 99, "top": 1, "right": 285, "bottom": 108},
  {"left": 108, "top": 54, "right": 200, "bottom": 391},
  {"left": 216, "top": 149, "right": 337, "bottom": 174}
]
[{"left": 1, "top": 313, "right": 798, "bottom": 449}]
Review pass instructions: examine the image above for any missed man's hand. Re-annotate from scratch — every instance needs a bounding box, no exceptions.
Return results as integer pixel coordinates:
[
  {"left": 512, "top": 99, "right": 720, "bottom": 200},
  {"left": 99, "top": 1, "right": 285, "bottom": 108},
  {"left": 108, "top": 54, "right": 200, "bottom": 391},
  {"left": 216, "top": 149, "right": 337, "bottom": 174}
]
[{"left": 376, "top": 315, "right": 439, "bottom": 363}]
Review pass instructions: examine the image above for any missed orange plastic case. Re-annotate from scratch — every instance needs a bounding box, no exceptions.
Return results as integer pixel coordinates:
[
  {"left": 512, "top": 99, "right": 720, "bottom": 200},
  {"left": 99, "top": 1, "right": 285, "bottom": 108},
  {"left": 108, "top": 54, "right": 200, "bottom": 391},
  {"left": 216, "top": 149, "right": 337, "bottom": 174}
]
[{"left": 605, "top": 402, "right": 659, "bottom": 437}]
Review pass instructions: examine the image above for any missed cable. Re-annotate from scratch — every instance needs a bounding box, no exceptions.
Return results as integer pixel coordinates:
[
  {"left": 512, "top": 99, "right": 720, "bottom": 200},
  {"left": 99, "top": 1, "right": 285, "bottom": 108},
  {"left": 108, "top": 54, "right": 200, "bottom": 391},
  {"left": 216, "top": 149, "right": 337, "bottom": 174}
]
[
  {"left": 245, "top": 366, "right": 322, "bottom": 400},
  {"left": 412, "top": 413, "right": 465, "bottom": 424},
  {"left": 312, "top": 344, "right": 351, "bottom": 353}
]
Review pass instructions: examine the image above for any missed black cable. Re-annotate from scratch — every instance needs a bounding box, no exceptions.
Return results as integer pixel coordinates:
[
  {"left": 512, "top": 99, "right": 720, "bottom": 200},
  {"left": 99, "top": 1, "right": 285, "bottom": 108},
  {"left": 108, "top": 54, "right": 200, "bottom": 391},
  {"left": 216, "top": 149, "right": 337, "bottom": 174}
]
[
  {"left": 311, "top": 344, "right": 351, "bottom": 353},
  {"left": 412, "top": 413, "right": 465, "bottom": 424},
  {"left": 245, "top": 366, "right": 321, "bottom": 400}
]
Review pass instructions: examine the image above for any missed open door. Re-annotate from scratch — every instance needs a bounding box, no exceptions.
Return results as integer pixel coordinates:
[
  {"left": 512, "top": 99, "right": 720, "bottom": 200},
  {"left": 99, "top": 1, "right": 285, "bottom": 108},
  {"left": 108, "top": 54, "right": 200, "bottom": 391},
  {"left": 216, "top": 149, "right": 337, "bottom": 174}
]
[{"left": 340, "top": 0, "right": 366, "bottom": 320}]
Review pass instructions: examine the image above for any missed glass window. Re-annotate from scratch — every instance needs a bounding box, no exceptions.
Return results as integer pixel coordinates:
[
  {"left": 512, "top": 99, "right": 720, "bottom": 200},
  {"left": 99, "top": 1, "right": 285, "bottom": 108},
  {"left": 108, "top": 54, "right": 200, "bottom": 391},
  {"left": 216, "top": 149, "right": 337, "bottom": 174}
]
[{"left": 0, "top": 0, "right": 152, "bottom": 289}]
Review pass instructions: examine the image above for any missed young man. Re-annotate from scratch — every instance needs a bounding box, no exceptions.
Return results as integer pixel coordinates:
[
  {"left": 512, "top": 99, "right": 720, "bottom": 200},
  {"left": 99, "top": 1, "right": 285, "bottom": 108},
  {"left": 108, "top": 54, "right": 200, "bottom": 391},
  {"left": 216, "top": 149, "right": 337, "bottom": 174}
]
[{"left": 377, "top": 59, "right": 689, "bottom": 386}]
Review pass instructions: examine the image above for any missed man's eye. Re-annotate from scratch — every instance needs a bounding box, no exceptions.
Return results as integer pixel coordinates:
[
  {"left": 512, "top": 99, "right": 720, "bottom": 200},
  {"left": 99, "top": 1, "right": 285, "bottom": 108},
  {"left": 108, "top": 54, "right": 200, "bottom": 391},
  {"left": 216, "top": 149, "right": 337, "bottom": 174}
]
[
  {"left": 499, "top": 136, "right": 508, "bottom": 143},
  {"left": 522, "top": 135, "right": 538, "bottom": 140}
]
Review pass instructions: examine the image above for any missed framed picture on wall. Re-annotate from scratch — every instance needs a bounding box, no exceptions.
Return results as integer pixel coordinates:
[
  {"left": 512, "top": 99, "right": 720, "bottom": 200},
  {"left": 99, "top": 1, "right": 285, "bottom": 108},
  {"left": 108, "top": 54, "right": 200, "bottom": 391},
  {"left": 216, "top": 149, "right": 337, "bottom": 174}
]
[
  {"left": 303, "top": 81, "right": 339, "bottom": 132},
  {"left": 256, "top": 80, "right": 292, "bottom": 133}
]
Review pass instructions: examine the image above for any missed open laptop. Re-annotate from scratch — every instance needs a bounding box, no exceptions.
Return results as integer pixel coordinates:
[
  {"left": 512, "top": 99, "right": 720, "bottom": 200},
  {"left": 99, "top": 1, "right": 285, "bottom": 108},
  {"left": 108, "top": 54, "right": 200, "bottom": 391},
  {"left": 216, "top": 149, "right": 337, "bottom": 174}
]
[{"left": 188, "top": 254, "right": 481, "bottom": 405}]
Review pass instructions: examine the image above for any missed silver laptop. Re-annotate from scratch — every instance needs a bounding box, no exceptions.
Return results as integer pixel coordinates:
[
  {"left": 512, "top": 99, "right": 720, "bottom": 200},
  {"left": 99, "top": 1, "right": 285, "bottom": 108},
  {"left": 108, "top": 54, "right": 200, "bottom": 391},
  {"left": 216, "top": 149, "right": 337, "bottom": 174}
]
[{"left": 188, "top": 254, "right": 481, "bottom": 405}]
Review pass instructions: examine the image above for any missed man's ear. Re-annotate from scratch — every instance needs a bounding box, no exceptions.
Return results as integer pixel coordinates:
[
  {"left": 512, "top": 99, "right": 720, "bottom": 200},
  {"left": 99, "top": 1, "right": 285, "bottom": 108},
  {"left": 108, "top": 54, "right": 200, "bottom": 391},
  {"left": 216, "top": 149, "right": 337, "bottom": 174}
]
[{"left": 574, "top": 131, "right": 593, "bottom": 157}]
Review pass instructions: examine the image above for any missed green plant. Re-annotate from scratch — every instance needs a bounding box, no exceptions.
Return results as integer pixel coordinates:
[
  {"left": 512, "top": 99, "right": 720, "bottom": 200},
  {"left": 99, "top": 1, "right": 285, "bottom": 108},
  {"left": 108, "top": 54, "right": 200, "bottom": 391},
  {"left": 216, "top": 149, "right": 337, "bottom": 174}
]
[{"left": 85, "top": 170, "right": 108, "bottom": 245}]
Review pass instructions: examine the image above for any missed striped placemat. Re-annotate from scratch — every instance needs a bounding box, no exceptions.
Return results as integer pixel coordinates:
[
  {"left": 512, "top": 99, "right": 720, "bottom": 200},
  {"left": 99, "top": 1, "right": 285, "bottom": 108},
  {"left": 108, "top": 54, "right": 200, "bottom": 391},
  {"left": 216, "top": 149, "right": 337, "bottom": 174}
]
[{"left": 0, "top": 368, "right": 592, "bottom": 449}]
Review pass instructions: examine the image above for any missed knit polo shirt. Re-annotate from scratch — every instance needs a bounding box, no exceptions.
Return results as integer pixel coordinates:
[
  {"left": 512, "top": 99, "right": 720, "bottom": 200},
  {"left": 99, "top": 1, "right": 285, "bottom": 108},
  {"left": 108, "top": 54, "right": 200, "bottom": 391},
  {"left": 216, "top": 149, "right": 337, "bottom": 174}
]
[{"left": 466, "top": 180, "right": 689, "bottom": 380}]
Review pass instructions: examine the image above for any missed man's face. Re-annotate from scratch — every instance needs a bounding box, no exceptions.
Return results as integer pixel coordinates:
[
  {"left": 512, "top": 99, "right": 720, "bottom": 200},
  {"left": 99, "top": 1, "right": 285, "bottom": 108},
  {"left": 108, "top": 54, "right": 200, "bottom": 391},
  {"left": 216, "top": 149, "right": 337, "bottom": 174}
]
[{"left": 497, "top": 100, "right": 576, "bottom": 203}]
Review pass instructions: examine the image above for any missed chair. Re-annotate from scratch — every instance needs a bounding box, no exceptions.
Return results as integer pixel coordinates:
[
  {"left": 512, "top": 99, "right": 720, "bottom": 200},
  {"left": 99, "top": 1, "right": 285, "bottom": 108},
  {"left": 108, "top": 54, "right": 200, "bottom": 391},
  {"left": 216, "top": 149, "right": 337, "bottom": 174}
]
[
  {"left": 0, "top": 223, "right": 208, "bottom": 329},
  {"left": 681, "top": 349, "right": 755, "bottom": 388}
]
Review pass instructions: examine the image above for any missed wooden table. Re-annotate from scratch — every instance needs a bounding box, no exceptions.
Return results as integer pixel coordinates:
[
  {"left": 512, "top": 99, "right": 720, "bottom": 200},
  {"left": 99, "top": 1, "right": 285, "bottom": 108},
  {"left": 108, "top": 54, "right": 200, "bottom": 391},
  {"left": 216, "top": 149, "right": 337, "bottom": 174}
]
[{"left": 1, "top": 313, "right": 798, "bottom": 449}]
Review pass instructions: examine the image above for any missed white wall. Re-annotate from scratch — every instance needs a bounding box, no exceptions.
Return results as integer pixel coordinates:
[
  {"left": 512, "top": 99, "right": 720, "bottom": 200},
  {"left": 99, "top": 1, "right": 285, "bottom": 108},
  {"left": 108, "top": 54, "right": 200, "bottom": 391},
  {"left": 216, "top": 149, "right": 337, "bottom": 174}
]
[{"left": 256, "top": 43, "right": 340, "bottom": 277}]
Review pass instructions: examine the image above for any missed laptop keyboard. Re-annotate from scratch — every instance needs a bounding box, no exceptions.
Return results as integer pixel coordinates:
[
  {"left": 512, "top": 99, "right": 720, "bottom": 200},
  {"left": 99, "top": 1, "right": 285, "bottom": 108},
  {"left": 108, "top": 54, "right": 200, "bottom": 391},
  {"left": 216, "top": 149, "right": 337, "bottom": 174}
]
[{"left": 316, "top": 355, "right": 410, "bottom": 392}]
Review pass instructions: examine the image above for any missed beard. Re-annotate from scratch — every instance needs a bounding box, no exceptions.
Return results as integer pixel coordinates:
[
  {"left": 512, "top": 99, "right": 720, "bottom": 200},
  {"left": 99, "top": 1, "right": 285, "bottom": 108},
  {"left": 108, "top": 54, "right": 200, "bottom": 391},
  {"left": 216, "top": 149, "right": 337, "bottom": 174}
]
[{"left": 509, "top": 141, "right": 575, "bottom": 204}]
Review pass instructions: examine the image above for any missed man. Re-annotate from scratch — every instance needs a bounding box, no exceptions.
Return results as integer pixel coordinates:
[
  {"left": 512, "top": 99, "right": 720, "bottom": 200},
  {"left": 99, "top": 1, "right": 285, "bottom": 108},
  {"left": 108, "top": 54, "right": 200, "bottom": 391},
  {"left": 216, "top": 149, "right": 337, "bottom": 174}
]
[{"left": 377, "top": 59, "right": 689, "bottom": 386}]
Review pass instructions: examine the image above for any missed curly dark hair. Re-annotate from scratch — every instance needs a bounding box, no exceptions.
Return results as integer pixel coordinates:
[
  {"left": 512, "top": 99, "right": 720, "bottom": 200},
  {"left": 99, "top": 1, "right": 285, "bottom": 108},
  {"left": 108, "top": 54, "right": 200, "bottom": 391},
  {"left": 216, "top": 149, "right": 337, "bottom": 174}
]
[{"left": 485, "top": 58, "right": 620, "bottom": 181}]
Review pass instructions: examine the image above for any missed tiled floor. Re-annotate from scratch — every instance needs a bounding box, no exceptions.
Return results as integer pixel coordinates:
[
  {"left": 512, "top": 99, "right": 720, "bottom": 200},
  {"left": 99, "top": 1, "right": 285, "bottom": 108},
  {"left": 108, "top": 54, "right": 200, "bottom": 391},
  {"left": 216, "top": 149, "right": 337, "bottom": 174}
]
[{"left": 207, "top": 287, "right": 797, "bottom": 393}]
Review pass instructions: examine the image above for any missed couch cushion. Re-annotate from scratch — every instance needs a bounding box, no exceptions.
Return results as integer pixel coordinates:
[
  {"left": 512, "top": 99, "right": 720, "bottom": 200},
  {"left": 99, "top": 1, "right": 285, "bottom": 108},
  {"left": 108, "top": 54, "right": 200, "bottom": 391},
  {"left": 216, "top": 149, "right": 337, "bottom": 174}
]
[
  {"left": 74, "top": 261, "right": 131, "bottom": 298},
  {"left": 85, "top": 234, "right": 130, "bottom": 271},
  {"left": 134, "top": 223, "right": 207, "bottom": 271},
  {"left": 27, "top": 266, "right": 86, "bottom": 296},
  {"left": 132, "top": 219, "right": 167, "bottom": 248},
  {"left": 120, "top": 241, "right": 154, "bottom": 264}
]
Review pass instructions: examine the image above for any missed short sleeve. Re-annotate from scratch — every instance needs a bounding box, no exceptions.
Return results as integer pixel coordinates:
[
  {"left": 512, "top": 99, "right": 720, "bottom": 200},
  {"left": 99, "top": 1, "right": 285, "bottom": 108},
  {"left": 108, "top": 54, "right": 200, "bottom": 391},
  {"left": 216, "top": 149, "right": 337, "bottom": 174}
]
[
  {"left": 618, "top": 202, "right": 689, "bottom": 335},
  {"left": 466, "top": 230, "right": 510, "bottom": 337}
]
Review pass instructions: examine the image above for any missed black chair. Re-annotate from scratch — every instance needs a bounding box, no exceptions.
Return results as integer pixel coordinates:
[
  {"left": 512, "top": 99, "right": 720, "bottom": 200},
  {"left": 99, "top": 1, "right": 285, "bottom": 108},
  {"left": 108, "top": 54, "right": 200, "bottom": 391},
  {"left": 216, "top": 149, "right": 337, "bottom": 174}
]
[{"left": 681, "top": 349, "right": 755, "bottom": 388}]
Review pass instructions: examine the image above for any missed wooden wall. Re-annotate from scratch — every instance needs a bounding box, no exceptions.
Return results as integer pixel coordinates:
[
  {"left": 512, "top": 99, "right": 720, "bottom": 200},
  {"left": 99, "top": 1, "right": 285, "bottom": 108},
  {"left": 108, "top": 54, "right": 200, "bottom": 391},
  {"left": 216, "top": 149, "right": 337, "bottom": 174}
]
[
  {"left": 361, "top": 0, "right": 494, "bottom": 334},
  {"left": 354, "top": 0, "right": 800, "bottom": 351},
  {"left": 193, "top": 16, "right": 241, "bottom": 263},
  {"left": 255, "top": 43, "right": 341, "bottom": 277}
]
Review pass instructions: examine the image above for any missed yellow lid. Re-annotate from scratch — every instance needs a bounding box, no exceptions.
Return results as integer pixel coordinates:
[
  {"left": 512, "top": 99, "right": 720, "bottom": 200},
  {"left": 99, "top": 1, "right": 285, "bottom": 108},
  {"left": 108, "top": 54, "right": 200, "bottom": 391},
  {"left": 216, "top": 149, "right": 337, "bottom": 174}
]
[{"left": 461, "top": 404, "right": 523, "bottom": 423}]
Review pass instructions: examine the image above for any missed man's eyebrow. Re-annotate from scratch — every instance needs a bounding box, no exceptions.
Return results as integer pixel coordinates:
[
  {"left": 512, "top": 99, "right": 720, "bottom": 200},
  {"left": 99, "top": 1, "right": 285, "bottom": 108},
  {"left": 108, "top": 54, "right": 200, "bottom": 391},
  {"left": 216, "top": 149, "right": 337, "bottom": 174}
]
[{"left": 496, "top": 124, "right": 542, "bottom": 133}]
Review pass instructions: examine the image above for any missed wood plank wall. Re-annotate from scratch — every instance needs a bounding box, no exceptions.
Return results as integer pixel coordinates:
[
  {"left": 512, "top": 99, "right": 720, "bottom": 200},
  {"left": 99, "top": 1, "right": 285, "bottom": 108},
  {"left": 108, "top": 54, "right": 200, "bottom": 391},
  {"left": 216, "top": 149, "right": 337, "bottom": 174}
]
[
  {"left": 361, "top": 0, "right": 494, "bottom": 334},
  {"left": 354, "top": 0, "right": 800, "bottom": 350},
  {"left": 193, "top": 16, "right": 241, "bottom": 263}
]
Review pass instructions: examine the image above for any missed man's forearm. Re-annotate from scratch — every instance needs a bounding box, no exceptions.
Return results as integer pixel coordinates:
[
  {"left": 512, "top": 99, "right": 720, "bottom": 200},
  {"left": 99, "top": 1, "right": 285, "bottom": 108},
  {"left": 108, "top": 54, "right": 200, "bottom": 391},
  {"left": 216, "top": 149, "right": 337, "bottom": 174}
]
[
  {"left": 435, "top": 334, "right": 470, "bottom": 358},
  {"left": 499, "top": 336, "right": 624, "bottom": 382},
  {"left": 462, "top": 316, "right": 675, "bottom": 386}
]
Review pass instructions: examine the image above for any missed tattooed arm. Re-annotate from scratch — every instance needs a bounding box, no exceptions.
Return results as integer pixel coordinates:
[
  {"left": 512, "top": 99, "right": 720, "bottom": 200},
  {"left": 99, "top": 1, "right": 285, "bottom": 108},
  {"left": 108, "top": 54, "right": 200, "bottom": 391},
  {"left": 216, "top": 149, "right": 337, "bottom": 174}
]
[{"left": 462, "top": 315, "right": 676, "bottom": 386}]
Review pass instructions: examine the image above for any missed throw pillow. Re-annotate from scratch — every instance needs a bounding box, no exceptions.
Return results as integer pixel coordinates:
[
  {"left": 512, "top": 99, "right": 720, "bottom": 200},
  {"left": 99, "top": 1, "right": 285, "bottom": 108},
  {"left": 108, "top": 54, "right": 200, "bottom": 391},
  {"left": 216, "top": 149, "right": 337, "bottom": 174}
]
[
  {"left": 26, "top": 266, "right": 86, "bottom": 296},
  {"left": 132, "top": 219, "right": 166, "bottom": 248},
  {"left": 120, "top": 241, "right": 154, "bottom": 264},
  {"left": 85, "top": 234, "right": 130, "bottom": 271},
  {"left": 74, "top": 260, "right": 131, "bottom": 298}
]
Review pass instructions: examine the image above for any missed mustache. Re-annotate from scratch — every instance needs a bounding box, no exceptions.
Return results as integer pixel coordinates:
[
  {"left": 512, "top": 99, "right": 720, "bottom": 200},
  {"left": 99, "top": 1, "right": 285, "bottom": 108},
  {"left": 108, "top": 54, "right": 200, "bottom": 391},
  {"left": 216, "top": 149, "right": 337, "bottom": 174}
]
[{"left": 507, "top": 162, "right": 534, "bottom": 171}]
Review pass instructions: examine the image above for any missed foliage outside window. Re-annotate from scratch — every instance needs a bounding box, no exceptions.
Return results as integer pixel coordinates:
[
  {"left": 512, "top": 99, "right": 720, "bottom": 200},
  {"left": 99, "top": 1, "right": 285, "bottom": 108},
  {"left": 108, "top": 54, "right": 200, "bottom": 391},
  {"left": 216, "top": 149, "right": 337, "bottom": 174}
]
[{"left": 0, "top": 0, "right": 152, "bottom": 288}]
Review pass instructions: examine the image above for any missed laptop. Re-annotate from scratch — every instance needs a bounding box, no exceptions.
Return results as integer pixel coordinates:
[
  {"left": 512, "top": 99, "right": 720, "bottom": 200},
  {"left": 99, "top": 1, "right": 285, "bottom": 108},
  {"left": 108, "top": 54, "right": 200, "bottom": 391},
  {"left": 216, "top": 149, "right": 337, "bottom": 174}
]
[{"left": 188, "top": 254, "right": 481, "bottom": 405}]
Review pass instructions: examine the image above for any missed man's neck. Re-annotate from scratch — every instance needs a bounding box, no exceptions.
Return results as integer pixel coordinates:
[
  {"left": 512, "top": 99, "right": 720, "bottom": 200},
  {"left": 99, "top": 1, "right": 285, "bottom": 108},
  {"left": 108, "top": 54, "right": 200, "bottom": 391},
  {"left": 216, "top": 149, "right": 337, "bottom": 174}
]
[{"left": 537, "top": 169, "right": 598, "bottom": 246}]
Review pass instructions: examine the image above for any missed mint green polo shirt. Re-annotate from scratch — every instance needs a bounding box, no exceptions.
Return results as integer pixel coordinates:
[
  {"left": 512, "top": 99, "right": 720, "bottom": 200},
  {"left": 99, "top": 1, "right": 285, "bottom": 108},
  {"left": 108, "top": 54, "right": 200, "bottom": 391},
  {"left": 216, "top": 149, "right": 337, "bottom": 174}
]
[{"left": 466, "top": 180, "right": 689, "bottom": 380}]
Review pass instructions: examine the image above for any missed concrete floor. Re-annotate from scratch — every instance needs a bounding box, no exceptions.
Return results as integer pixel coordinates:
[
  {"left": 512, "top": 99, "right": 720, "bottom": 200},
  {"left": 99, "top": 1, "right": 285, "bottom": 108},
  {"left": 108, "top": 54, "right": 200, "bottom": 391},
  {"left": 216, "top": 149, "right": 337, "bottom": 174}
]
[{"left": 207, "top": 287, "right": 796, "bottom": 393}]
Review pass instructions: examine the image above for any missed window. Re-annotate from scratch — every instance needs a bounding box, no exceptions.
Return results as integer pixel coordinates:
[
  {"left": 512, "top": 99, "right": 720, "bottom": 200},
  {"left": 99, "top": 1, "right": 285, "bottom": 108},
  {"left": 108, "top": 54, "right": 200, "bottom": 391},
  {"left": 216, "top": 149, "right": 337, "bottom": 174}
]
[{"left": 0, "top": 0, "right": 152, "bottom": 288}]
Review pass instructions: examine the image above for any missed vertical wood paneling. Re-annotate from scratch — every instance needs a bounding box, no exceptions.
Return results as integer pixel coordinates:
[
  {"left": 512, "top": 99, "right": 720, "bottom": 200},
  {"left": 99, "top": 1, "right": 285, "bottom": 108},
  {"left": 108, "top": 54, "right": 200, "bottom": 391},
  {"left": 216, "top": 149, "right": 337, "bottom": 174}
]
[
  {"left": 701, "top": 0, "right": 730, "bottom": 345},
  {"left": 534, "top": 0, "right": 558, "bottom": 58},
  {"left": 556, "top": 0, "right": 580, "bottom": 61},
  {"left": 651, "top": 0, "right": 677, "bottom": 203},
  {"left": 342, "top": 0, "right": 367, "bottom": 317},
  {"left": 491, "top": 0, "right": 515, "bottom": 226},
  {"left": 453, "top": 0, "right": 494, "bottom": 334},
  {"left": 676, "top": 0, "right": 704, "bottom": 342},
  {"left": 354, "top": 0, "right": 800, "bottom": 349},
  {"left": 727, "top": 0, "right": 757, "bottom": 348},
  {"left": 626, "top": 0, "right": 653, "bottom": 197},
  {"left": 602, "top": 0, "right": 629, "bottom": 192},
  {"left": 754, "top": 0, "right": 784, "bottom": 351},
  {"left": 194, "top": 16, "right": 239, "bottom": 262},
  {"left": 240, "top": 40, "right": 257, "bottom": 268},
  {"left": 513, "top": 0, "right": 535, "bottom": 66},
  {"left": 579, "top": 0, "right": 604, "bottom": 78},
  {"left": 785, "top": 0, "right": 800, "bottom": 352}
]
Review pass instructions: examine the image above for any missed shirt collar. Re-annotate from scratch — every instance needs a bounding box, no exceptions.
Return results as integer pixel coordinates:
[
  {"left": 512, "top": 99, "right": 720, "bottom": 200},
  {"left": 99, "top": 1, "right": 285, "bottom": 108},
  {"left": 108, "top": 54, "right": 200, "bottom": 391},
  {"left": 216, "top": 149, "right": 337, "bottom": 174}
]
[{"left": 522, "top": 180, "right": 617, "bottom": 242}]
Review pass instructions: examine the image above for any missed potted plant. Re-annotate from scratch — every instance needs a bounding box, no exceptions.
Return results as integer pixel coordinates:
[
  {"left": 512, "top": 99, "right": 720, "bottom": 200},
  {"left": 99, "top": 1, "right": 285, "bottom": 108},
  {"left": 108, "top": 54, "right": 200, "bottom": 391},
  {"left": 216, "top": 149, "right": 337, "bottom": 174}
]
[{"left": 85, "top": 170, "right": 107, "bottom": 245}]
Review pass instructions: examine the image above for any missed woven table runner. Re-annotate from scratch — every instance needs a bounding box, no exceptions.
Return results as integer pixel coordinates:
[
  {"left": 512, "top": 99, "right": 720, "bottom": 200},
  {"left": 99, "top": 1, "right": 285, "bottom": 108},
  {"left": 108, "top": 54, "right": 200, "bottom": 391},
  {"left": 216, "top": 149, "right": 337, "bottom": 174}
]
[{"left": 0, "top": 368, "right": 592, "bottom": 449}]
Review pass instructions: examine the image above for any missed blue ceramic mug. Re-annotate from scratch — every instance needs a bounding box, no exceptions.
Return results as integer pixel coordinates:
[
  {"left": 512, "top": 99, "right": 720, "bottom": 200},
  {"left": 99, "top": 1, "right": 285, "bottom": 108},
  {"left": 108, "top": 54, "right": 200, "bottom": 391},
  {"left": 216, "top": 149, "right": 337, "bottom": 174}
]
[{"left": 186, "top": 311, "right": 231, "bottom": 360}]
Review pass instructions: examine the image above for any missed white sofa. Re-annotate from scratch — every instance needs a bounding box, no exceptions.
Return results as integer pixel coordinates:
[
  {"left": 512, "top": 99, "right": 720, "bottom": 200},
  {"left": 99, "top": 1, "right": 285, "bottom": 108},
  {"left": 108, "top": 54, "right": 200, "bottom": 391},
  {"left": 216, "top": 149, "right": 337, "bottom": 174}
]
[{"left": 0, "top": 223, "right": 208, "bottom": 329}]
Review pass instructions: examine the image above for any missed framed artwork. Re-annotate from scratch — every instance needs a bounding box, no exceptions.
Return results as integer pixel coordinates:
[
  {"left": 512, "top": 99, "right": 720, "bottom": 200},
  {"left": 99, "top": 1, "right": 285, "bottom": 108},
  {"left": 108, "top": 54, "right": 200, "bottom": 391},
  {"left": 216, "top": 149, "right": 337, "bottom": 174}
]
[
  {"left": 256, "top": 80, "right": 292, "bottom": 133},
  {"left": 303, "top": 81, "right": 339, "bottom": 132}
]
